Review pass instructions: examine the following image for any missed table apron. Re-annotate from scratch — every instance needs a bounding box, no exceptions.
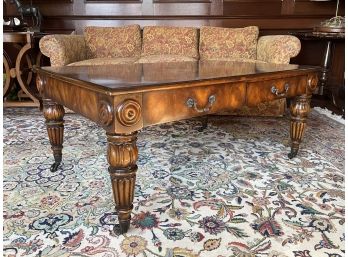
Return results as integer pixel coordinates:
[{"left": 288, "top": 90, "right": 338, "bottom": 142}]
[
  {"left": 43, "top": 76, "right": 105, "bottom": 125},
  {"left": 40, "top": 72, "right": 316, "bottom": 134},
  {"left": 246, "top": 75, "right": 308, "bottom": 106},
  {"left": 142, "top": 82, "right": 246, "bottom": 126}
]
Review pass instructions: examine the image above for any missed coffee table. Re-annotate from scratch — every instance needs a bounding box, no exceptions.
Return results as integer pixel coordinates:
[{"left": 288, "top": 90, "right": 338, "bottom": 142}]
[{"left": 35, "top": 60, "right": 320, "bottom": 233}]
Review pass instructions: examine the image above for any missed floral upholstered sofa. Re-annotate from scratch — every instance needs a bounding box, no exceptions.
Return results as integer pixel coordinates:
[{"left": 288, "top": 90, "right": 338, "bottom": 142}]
[{"left": 39, "top": 24, "right": 301, "bottom": 116}]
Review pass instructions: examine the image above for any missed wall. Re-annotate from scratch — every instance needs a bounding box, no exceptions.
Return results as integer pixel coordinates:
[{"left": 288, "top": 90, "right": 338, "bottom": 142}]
[
  {"left": 4, "top": 0, "right": 344, "bottom": 34},
  {"left": 4, "top": 0, "right": 345, "bottom": 89}
]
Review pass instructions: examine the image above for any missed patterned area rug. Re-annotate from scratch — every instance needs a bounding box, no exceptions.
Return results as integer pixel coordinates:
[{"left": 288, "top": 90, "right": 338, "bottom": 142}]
[{"left": 3, "top": 108, "right": 345, "bottom": 257}]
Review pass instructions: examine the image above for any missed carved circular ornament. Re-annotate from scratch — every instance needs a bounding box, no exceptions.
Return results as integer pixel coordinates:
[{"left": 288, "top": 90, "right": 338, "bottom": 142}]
[
  {"left": 116, "top": 99, "right": 141, "bottom": 127},
  {"left": 99, "top": 101, "right": 113, "bottom": 126},
  {"left": 36, "top": 75, "right": 44, "bottom": 94},
  {"left": 307, "top": 74, "right": 319, "bottom": 91}
]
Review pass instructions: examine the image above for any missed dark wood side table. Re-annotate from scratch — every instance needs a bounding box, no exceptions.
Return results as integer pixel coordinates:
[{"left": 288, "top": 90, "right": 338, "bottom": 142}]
[
  {"left": 3, "top": 32, "right": 48, "bottom": 107},
  {"left": 290, "top": 31, "right": 345, "bottom": 96}
]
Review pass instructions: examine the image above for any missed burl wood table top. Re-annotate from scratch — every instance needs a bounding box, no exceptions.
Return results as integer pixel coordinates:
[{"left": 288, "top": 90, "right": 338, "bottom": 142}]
[{"left": 38, "top": 60, "right": 319, "bottom": 94}]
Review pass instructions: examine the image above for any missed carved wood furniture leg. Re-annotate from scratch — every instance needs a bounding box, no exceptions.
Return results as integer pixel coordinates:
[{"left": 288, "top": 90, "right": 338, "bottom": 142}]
[
  {"left": 43, "top": 99, "right": 65, "bottom": 172},
  {"left": 107, "top": 132, "right": 138, "bottom": 234},
  {"left": 288, "top": 94, "right": 311, "bottom": 159}
]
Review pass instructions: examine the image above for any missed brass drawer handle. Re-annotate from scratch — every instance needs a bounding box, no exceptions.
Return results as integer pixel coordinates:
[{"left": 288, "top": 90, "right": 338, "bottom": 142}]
[
  {"left": 271, "top": 83, "right": 289, "bottom": 97},
  {"left": 186, "top": 95, "right": 216, "bottom": 113}
]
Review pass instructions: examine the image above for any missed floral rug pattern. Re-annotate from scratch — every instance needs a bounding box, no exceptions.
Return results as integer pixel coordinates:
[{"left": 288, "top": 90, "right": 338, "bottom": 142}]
[{"left": 3, "top": 109, "right": 345, "bottom": 257}]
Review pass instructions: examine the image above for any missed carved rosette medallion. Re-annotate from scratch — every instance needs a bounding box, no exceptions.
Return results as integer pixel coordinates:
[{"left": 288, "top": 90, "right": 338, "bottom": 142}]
[
  {"left": 36, "top": 75, "right": 44, "bottom": 95},
  {"left": 307, "top": 74, "right": 319, "bottom": 92},
  {"left": 116, "top": 99, "right": 141, "bottom": 127},
  {"left": 98, "top": 101, "right": 113, "bottom": 127}
]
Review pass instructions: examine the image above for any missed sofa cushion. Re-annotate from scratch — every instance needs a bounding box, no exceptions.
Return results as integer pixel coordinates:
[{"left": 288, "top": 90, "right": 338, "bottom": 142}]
[
  {"left": 84, "top": 25, "right": 142, "bottom": 59},
  {"left": 68, "top": 57, "right": 138, "bottom": 66},
  {"left": 39, "top": 35, "right": 87, "bottom": 67},
  {"left": 199, "top": 26, "right": 259, "bottom": 60},
  {"left": 136, "top": 55, "right": 196, "bottom": 64},
  {"left": 142, "top": 26, "right": 199, "bottom": 59},
  {"left": 257, "top": 35, "right": 301, "bottom": 64}
]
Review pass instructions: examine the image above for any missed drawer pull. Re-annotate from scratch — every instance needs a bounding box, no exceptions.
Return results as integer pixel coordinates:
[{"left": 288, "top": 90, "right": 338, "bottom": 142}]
[
  {"left": 186, "top": 95, "right": 216, "bottom": 113},
  {"left": 271, "top": 83, "right": 289, "bottom": 97}
]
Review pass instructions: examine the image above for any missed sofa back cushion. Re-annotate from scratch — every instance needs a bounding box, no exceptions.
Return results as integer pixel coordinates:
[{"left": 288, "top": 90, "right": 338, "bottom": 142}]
[
  {"left": 84, "top": 24, "right": 142, "bottom": 59},
  {"left": 142, "top": 26, "right": 199, "bottom": 59},
  {"left": 199, "top": 26, "right": 259, "bottom": 60}
]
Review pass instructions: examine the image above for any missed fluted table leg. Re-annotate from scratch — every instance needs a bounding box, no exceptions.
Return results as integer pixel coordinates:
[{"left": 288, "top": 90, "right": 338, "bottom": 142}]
[
  {"left": 43, "top": 99, "right": 65, "bottom": 172},
  {"left": 107, "top": 132, "right": 138, "bottom": 234},
  {"left": 288, "top": 94, "right": 311, "bottom": 159}
]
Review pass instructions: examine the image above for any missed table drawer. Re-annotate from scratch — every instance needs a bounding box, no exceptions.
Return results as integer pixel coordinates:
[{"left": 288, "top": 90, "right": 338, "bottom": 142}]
[
  {"left": 246, "top": 76, "right": 307, "bottom": 106},
  {"left": 143, "top": 82, "right": 246, "bottom": 126}
]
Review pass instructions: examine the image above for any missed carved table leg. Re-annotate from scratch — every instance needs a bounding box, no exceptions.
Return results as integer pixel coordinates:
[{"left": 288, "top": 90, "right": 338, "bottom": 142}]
[
  {"left": 107, "top": 132, "right": 138, "bottom": 234},
  {"left": 43, "top": 99, "right": 65, "bottom": 172},
  {"left": 288, "top": 94, "right": 311, "bottom": 159}
]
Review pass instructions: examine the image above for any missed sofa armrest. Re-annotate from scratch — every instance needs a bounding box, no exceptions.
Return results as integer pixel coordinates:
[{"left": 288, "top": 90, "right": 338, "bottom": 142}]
[
  {"left": 257, "top": 35, "right": 301, "bottom": 64},
  {"left": 39, "top": 35, "right": 88, "bottom": 66}
]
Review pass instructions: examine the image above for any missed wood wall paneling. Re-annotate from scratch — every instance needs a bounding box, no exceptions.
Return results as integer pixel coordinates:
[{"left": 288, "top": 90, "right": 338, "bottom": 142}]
[
  {"left": 293, "top": 0, "right": 345, "bottom": 16},
  {"left": 3, "top": 0, "right": 345, "bottom": 91},
  {"left": 153, "top": 2, "right": 211, "bottom": 16},
  {"left": 223, "top": 0, "right": 282, "bottom": 16},
  {"left": 5, "top": 0, "right": 345, "bottom": 32},
  {"left": 85, "top": 1, "right": 142, "bottom": 2},
  {"left": 330, "top": 43, "right": 345, "bottom": 87},
  {"left": 21, "top": 0, "right": 72, "bottom": 2},
  {"left": 81, "top": 3, "right": 142, "bottom": 16}
]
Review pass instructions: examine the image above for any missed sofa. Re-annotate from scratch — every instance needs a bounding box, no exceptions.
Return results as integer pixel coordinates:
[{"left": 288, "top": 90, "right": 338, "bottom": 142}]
[{"left": 39, "top": 24, "right": 301, "bottom": 116}]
